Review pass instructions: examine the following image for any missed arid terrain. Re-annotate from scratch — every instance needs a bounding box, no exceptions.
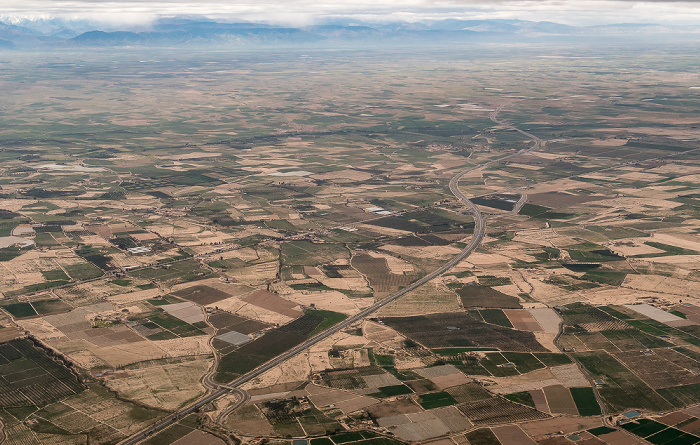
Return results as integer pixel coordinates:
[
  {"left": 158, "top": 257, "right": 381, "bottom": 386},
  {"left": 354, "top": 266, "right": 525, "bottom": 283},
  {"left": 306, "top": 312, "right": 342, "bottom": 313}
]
[{"left": 0, "top": 44, "right": 699, "bottom": 445}]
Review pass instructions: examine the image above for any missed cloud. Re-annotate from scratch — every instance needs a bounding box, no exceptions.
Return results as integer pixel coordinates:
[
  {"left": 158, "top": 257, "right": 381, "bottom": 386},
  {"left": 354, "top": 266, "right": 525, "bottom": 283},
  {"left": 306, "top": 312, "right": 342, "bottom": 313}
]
[{"left": 2, "top": 0, "right": 700, "bottom": 26}]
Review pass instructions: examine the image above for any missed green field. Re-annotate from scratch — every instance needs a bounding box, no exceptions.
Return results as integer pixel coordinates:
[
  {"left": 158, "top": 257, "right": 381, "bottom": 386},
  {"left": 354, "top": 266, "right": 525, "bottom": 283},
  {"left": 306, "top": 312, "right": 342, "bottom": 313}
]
[
  {"left": 418, "top": 391, "right": 457, "bottom": 409},
  {"left": 64, "top": 262, "right": 103, "bottom": 280},
  {"left": 32, "top": 299, "right": 71, "bottom": 315},
  {"left": 375, "top": 384, "right": 413, "bottom": 397},
  {"left": 573, "top": 351, "right": 673, "bottom": 413},
  {"left": 570, "top": 387, "right": 602, "bottom": 416},
  {"left": 479, "top": 309, "right": 513, "bottom": 328},
  {"left": 656, "top": 383, "right": 700, "bottom": 407},
  {"left": 504, "top": 391, "right": 536, "bottom": 408},
  {"left": 0, "top": 339, "right": 84, "bottom": 408},
  {"left": 145, "top": 312, "right": 206, "bottom": 338},
  {"left": 1, "top": 302, "right": 37, "bottom": 318},
  {"left": 307, "top": 310, "right": 347, "bottom": 336}
]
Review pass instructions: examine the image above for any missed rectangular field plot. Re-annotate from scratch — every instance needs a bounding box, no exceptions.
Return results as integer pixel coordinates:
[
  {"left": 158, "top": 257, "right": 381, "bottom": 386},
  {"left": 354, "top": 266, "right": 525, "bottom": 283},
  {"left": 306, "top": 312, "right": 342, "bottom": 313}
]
[
  {"left": 129, "top": 259, "right": 213, "bottom": 283},
  {"left": 457, "top": 284, "right": 522, "bottom": 309},
  {"left": 492, "top": 425, "right": 537, "bottom": 445},
  {"left": 624, "top": 304, "right": 686, "bottom": 325},
  {"left": 457, "top": 397, "right": 549, "bottom": 425},
  {"left": 160, "top": 301, "right": 206, "bottom": 324},
  {"left": 172, "top": 284, "right": 232, "bottom": 305},
  {"left": 215, "top": 330, "right": 252, "bottom": 346},
  {"left": 413, "top": 364, "right": 471, "bottom": 389},
  {"left": 613, "top": 350, "right": 700, "bottom": 389},
  {"left": 1, "top": 301, "right": 37, "bottom": 319},
  {"left": 535, "top": 353, "right": 572, "bottom": 367},
  {"left": 381, "top": 312, "right": 547, "bottom": 352},
  {"left": 322, "top": 369, "right": 369, "bottom": 390},
  {"left": 503, "top": 310, "right": 543, "bottom": 332},
  {"left": 171, "top": 429, "right": 228, "bottom": 445},
  {"left": 465, "top": 428, "right": 501, "bottom": 445},
  {"left": 418, "top": 391, "right": 457, "bottom": 409},
  {"left": 550, "top": 364, "right": 590, "bottom": 388},
  {"left": 479, "top": 309, "right": 513, "bottom": 328},
  {"left": 65, "top": 324, "right": 144, "bottom": 346},
  {"left": 528, "top": 308, "right": 561, "bottom": 334},
  {"left": 657, "top": 383, "right": 700, "bottom": 408},
  {"left": 600, "top": 329, "right": 673, "bottom": 350},
  {"left": 307, "top": 384, "right": 379, "bottom": 414},
  {"left": 242, "top": 289, "right": 303, "bottom": 318},
  {"left": 32, "top": 299, "right": 72, "bottom": 315},
  {"left": 140, "top": 311, "right": 207, "bottom": 339},
  {"left": 573, "top": 351, "right": 674, "bottom": 413},
  {"left": 621, "top": 419, "right": 700, "bottom": 445},
  {"left": 374, "top": 384, "right": 413, "bottom": 398},
  {"left": 209, "top": 311, "right": 269, "bottom": 334},
  {"left": 477, "top": 353, "right": 516, "bottom": 379},
  {"left": 445, "top": 383, "right": 493, "bottom": 403},
  {"left": 501, "top": 352, "right": 548, "bottom": 374},
  {"left": 281, "top": 240, "right": 350, "bottom": 267},
  {"left": 363, "top": 373, "right": 402, "bottom": 388},
  {"left": 0, "top": 338, "right": 84, "bottom": 408},
  {"left": 542, "top": 385, "right": 578, "bottom": 415},
  {"left": 379, "top": 407, "right": 472, "bottom": 442},
  {"left": 570, "top": 387, "right": 602, "bottom": 416},
  {"left": 561, "top": 302, "right": 631, "bottom": 332}
]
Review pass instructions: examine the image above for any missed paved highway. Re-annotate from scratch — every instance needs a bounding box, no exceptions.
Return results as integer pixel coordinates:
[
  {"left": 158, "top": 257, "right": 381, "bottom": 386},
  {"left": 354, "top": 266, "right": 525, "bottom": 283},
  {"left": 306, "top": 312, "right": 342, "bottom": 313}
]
[
  {"left": 215, "top": 388, "right": 249, "bottom": 425},
  {"left": 119, "top": 161, "right": 487, "bottom": 445},
  {"left": 120, "top": 106, "right": 542, "bottom": 445}
]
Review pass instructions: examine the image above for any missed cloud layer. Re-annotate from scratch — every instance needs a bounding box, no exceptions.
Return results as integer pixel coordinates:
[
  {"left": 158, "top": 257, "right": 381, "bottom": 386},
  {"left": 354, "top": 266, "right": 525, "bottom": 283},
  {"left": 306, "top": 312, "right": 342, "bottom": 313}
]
[{"left": 2, "top": 0, "right": 700, "bottom": 26}]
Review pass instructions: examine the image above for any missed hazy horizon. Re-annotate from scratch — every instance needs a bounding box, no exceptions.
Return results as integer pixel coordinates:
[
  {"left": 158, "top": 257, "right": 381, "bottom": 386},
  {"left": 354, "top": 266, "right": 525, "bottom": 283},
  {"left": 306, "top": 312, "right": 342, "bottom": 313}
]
[{"left": 2, "top": 0, "right": 700, "bottom": 28}]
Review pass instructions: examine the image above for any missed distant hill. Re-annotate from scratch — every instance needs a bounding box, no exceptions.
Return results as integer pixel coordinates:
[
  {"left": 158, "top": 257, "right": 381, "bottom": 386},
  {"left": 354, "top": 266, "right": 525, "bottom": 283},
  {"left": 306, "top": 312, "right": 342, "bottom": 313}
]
[
  {"left": 70, "top": 24, "right": 319, "bottom": 46},
  {"left": 0, "top": 16, "right": 697, "bottom": 48}
]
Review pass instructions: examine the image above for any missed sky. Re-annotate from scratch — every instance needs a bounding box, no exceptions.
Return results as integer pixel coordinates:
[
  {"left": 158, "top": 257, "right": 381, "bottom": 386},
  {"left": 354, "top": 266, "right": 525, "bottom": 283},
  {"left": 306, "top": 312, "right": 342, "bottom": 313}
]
[{"left": 2, "top": 0, "right": 700, "bottom": 27}]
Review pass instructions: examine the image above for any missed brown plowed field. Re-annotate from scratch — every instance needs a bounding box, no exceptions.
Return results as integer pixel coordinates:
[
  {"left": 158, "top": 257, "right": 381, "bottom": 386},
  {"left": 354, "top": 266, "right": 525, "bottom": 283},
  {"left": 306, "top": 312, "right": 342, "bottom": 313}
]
[
  {"left": 242, "top": 289, "right": 302, "bottom": 318},
  {"left": 382, "top": 312, "right": 547, "bottom": 352},
  {"left": 458, "top": 285, "right": 522, "bottom": 309},
  {"left": 173, "top": 285, "right": 232, "bottom": 305},
  {"left": 504, "top": 310, "right": 543, "bottom": 332}
]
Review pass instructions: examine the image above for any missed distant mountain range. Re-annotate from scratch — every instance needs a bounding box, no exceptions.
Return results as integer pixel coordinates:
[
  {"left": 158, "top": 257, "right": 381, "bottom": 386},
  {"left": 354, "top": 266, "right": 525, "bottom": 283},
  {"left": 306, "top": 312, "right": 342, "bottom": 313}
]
[{"left": 0, "top": 16, "right": 698, "bottom": 48}]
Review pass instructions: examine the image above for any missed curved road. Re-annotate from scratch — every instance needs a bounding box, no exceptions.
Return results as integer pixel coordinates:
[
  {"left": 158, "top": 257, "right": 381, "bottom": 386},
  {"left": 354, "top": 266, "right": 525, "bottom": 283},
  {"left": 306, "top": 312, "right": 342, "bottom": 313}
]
[
  {"left": 215, "top": 388, "right": 250, "bottom": 425},
  {"left": 120, "top": 106, "right": 541, "bottom": 445}
]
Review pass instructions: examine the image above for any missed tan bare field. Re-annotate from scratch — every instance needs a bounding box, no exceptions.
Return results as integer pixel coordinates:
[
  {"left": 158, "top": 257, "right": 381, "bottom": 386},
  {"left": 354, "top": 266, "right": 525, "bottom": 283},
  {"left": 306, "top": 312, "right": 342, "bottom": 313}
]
[
  {"left": 651, "top": 232, "right": 700, "bottom": 251},
  {"left": 105, "top": 358, "right": 211, "bottom": 410},
  {"left": 623, "top": 274, "right": 700, "bottom": 297},
  {"left": 363, "top": 320, "right": 404, "bottom": 344},
  {"left": 608, "top": 239, "right": 665, "bottom": 256},
  {"left": 381, "top": 243, "right": 463, "bottom": 260},
  {"left": 50, "top": 338, "right": 165, "bottom": 367},
  {"left": 377, "top": 282, "right": 461, "bottom": 316},
  {"left": 281, "top": 290, "right": 369, "bottom": 315},
  {"left": 520, "top": 417, "right": 602, "bottom": 440},
  {"left": 479, "top": 368, "right": 560, "bottom": 394},
  {"left": 513, "top": 229, "right": 578, "bottom": 248}
]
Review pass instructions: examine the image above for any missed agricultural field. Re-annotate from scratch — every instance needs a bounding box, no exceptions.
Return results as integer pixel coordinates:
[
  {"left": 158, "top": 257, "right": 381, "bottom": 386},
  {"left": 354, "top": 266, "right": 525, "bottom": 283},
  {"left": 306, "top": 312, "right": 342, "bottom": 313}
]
[
  {"left": 0, "top": 338, "right": 84, "bottom": 408},
  {"left": 0, "top": 40, "right": 699, "bottom": 445},
  {"left": 381, "top": 313, "right": 547, "bottom": 352},
  {"left": 214, "top": 310, "right": 346, "bottom": 383}
]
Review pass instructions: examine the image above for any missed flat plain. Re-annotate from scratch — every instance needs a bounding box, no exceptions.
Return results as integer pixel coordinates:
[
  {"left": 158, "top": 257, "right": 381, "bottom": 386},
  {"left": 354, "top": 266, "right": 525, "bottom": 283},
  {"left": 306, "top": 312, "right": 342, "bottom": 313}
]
[{"left": 0, "top": 44, "right": 699, "bottom": 445}]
